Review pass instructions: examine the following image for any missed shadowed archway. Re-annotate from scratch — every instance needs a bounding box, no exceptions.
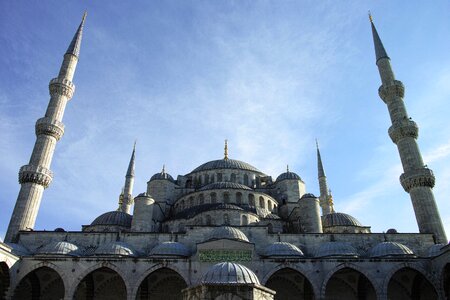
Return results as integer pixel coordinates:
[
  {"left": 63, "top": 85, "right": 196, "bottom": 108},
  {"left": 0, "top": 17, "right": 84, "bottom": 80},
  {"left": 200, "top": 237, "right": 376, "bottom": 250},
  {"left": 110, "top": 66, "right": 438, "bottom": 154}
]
[
  {"left": 266, "top": 268, "right": 314, "bottom": 300},
  {"left": 325, "top": 267, "right": 376, "bottom": 300},
  {"left": 387, "top": 267, "right": 437, "bottom": 300},
  {"left": 444, "top": 264, "right": 450, "bottom": 300},
  {"left": 73, "top": 267, "right": 126, "bottom": 300},
  {"left": 0, "top": 262, "right": 10, "bottom": 300},
  {"left": 136, "top": 267, "right": 187, "bottom": 300},
  {"left": 12, "top": 266, "right": 64, "bottom": 300}
]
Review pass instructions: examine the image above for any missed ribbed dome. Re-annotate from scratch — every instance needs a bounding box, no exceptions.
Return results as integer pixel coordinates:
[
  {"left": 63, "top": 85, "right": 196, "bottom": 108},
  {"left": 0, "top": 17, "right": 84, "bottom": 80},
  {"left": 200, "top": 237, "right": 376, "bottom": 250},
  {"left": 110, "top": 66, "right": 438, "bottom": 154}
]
[
  {"left": 201, "top": 262, "right": 260, "bottom": 285},
  {"left": 149, "top": 242, "right": 190, "bottom": 257},
  {"left": 427, "top": 244, "right": 445, "bottom": 257},
  {"left": 301, "top": 193, "right": 316, "bottom": 199},
  {"left": 315, "top": 242, "right": 360, "bottom": 258},
  {"left": 191, "top": 159, "right": 263, "bottom": 174},
  {"left": 37, "top": 241, "right": 79, "bottom": 256},
  {"left": 207, "top": 226, "right": 249, "bottom": 242},
  {"left": 91, "top": 211, "right": 132, "bottom": 227},
  {"left": 276, "top": 171, "right": 301, "bottom": 182},
  {"left": 200, "top": 182, "right": 252, "bottom": 191},
  {"left": 150, "top": 172, "right": 174, "bottom": 182},
  {"left": 94, "top": 241, "right": 135, "bottom": 256},
  {"left": 322, "top": 212, "right": 362, "bottom": 227},
  {"left": 264, "top": 242, "right": 304, "bottom": 257},
  {"left": 368, "top": 242, "right": 415, "bottom": 258},
  {"left": 6, "top": 243, "right": 31, "bottom": 256}
]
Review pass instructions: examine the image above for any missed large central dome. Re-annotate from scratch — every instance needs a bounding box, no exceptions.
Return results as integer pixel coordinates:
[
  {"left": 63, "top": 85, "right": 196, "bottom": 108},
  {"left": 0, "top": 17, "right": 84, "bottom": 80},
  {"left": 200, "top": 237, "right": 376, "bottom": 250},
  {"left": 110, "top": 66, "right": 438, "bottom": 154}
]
[{"left": 190, "top": 159, "right": 263, "bottom": 174}]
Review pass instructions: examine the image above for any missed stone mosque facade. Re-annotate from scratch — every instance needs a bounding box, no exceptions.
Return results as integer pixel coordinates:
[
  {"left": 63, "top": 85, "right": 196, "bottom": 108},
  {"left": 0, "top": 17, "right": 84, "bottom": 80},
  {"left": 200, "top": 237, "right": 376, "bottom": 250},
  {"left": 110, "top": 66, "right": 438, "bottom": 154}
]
[{"left": 1, "top": 13, "right": 449, "bottom": 300}]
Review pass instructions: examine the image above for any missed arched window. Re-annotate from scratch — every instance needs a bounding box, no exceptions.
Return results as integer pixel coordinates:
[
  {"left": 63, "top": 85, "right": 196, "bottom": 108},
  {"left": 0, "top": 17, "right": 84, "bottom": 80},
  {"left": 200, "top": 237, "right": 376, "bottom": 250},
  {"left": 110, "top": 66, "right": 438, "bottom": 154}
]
[
  {"left": 199, "top": 194, "right": 205, "bottom": 205},
  {"left": 210, "top": 193, "right": 217, "bottom": 203},
  {"left": 243, "top": 174, "right": 249, "bottom": 186},
  {"left": 259, "top": 196, "right": 265, "bottom": 209},
  {"left": 268, "top": 201, "right": 273, "bottom": 211},
  {"left": 273, "top": 205, "right": 277, "bottom": 213},
  {"left": 223, "top": 193, "right": 230, "bottom": 204},
  {"left": 242, "top": 215, "right": 248, "bottom": 225},
  {"left": 223, "top": 214, "right": 230, "bottom": 225},
  {"left": 206, "top": 215, "right": 212, "bottom": 225},
  {"left": 189, "top": 196, "right": 194, "bottom": 207},
  {"left": 236, "top": 192, "right": 242, "bottom": 205},
  {"left": 211, "top": 174, "right": 215, "bottom": 183},
  {"left": 217, "top": 173, "right": 223, "bottom": 182},
  {"left": 205, "top": 174, "right": 209, "bottom": 184},
  {"left": 230, "top": 173, "right": 236, "bottom": 182},
  {"left": 248, "top": 194, "right": 255, "bottom": 206}
]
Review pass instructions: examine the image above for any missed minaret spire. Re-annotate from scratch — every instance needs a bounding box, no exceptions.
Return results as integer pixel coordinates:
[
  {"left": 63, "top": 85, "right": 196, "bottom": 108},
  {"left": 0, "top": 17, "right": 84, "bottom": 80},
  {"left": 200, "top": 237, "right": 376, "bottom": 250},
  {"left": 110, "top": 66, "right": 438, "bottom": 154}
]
[
  {"left": 224, "top": 139, "right": 229, "bottom": 160},
  {"left": 371, "top": 17, "right": 447, "bottom": 243},
  {"left": 316, "top": 140, "right": 332, "bottom": 215},
  {"left": 120, "top": 143, "right": 136, "bottom": 214},
  {"left": 5, "top": 14, "right": 87, "bottom": 243}
]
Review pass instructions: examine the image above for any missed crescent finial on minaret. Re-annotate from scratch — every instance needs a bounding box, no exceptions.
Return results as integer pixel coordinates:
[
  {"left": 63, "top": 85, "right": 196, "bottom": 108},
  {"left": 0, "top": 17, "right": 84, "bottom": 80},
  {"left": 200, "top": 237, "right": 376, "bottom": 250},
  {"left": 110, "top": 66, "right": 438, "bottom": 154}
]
[{"left": 368, "top": 10, "right": 373, "bottom": 23}]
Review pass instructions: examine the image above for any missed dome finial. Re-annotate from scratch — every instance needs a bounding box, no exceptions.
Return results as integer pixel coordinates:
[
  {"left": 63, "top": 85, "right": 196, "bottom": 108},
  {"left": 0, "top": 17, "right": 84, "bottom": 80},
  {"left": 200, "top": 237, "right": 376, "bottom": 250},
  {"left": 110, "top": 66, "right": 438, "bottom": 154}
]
[
  {"left": 286, "top": 164, "right": 289, "bottom": 172},
  {"left": 161, "top": 164, "right": 166, "bottom": 174},
  {"left": 224, "top": 139, "right": 229, "bottom": 160},
  {"left": 368, "top": 10, "right": 373, "bottom": 23}
]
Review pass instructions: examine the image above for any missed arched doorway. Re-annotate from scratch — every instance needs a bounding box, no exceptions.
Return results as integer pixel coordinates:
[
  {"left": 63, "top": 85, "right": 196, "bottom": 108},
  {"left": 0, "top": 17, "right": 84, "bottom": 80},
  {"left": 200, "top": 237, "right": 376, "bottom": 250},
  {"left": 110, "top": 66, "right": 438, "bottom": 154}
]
[
  {"left": 12, "top": 266, "right": 64, "bottom": 300},
  {"left": 266, "top": 268, "right": 314, "bottom": 300},
  {"left": 444, "top": 264, "right": 450, "bottom": 300},
  {"left": 325, "top": 267, "right": 376, "bottom": 300},
  {"left": 0, "top": 262, "right": 10, "bottom": 300},
  {"left": 136, "top": 268, "right": 187, "bottom": 300},
  {"left": 73, "top": 267, "right": 127, "bottom": 300},
  {"left": 387, "top": 267, "right": 437, "bottom": 300}
]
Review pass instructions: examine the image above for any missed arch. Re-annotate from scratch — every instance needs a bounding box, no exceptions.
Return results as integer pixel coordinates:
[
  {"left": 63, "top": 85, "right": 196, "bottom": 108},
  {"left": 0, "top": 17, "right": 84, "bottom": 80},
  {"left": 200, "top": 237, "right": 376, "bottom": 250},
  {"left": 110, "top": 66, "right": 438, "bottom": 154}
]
[
  {"left": 199, "top": 193, "right": 205, "bottom": 205},
  {"left": 386, "top": 267, "right": 438, "bottom": 300},
  {"left": 223, "top": 192, "right": 230, "bottom": 204},
  {"left": 259, "top": 196, "right": 265, "bottom": 209},
  {"left": 248, "top": 194, "right": 255, "bottom": 206},
  {"left": 217, "top": 173, "right": 223, "bottom": 182},
  {"left": 443, "top": 263, "right": 450, "bottom": 300},
  {"left": 223, "top": 214, "right": 230, "bottom": 225},
  {"left": 210, "top": 193, "right": 217, "bottom": 204},
  {"left": 265, "top": 267, "right": 315, "bottom": 300},
  {"left": 230, "top": 173, "right": 236, "bottom": 182},
  {"left": 12, "top": 266, "right": 65, "bottom": 300},
  {"left": 268, "top": 201, "right": 273, "bottom": 211},
  {"left": 0, "top": 262, "right": 10, "bottom": 300},
  {"left": 205, "top": 174, "right": 210, "bottom": 184},
  {"left": 236, "top": 192, "right": 242, "bottom": 205},
  {"left": 135, "top": 267, "right": 187, "bottom": 300},
  {"left": 323, "top": 267, "right": 377, "bottom": 300},
  {"left": 73, "top": 266, "right": 127, "bottom": 300},
  {"left": 243, "top": 174, "right": 249, "bottom": 186},
  {"left": 241, "top": 215, "right": 248, "bottom": 226}
]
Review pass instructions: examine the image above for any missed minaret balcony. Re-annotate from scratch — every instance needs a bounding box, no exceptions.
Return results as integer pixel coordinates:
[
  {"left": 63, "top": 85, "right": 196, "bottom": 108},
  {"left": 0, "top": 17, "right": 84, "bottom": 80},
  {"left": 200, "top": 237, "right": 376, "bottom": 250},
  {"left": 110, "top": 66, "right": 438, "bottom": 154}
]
[
  {"left": 388, "top": 119, "right": 418, "bottom": 143},
  {"left": 400, "top": 168, "right": 435, "bottom": 192},
  {"left": 19, "top": 164, "right": 53, "bottom": 188},
  {"left": 35, "top": 117, "right": 65, "bottom": 140},
  {"left": 378, "top": 80, "right": 404, "bottom": 103},
  {"left": 49, "top": 77, "right": 75, "bottom": 99}
]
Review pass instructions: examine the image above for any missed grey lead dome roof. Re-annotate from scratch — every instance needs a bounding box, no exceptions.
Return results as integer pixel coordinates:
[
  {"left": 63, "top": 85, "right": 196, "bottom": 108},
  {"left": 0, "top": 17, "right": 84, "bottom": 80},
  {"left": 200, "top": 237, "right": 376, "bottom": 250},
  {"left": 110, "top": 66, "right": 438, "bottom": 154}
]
[
  {"left": 150, "top": 242, "right": 190, "bottom": 257},
  {"left": 276, "top": 171, "right": 301, "bottom": 182},
  {"left": 37, "top": 241, "right": 79, "bottom": 256},
  {"left": 264, "top": 242, "right": 304, "bottom": 257},
  {"left": 191, "top": 159, "right": 263, "bottom": 174},
  {"left": 201, "top": 262, "right": 260, "bottom": 285},
  {"left": 322, "top": 212, "right": 362, "bottom": 227},
  {"left": 315, "top": 242, "right": 360, "bottom": 257},
  {"left": 94, "top": 241, "right": 136, "bottom": 256},
  {"left": 368, "top": 242, "right": 415, "bottom": 258},
  {"left": 200, "top": 182, "right": 252, "bottom": 191},
  {"left": 91, "top": 211, "right": 132, "bottom": 228},
  {"left": 150, "top": 172, "right": 174, "bottom": 182},
  {"left": 207, "top": 226, "right": 249, "bottom": 243}
]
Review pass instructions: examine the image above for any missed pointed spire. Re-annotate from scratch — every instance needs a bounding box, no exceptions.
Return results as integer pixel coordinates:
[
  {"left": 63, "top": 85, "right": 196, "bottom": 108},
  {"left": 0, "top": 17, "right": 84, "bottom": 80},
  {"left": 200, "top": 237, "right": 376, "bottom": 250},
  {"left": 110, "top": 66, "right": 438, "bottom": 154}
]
[
  {"left": 66, "top": 11, "right": 87, "bottom": 57},
  {"left": 224, "top": 139, "right": 229, "bottom": 160},
  {"left": 126, "top": 142, "right": 136, "bottom": 177},
  {"left": 316, "top": 139, "right": 326, "bottom": 178},
  {"left": 286, "top": 164, "right": 290, "bottom": 173},
  {"left": 328, "top": 189, "right": 335, "bottom": 213},
  {"left": 161, "top": 164, "right": 166, "bottom": 174},
  {"left": 369, "top": 12, "right": 389, "bottom": 63}
]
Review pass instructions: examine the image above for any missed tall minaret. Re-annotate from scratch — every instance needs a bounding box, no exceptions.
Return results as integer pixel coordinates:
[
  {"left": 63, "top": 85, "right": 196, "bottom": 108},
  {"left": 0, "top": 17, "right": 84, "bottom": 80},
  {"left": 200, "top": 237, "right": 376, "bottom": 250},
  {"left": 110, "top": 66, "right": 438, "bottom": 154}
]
[
  {"left": 119, "top": 143, "right": 136, "bottom": 214},
  {"left": 370, "top": 15, "right": 447, "bottom": 243},
  {"left": 5, "top": 13, "right": 87, "bottom": 243},
  {"left": 316, "top": 140, "right": 333, "bottom": 215}
]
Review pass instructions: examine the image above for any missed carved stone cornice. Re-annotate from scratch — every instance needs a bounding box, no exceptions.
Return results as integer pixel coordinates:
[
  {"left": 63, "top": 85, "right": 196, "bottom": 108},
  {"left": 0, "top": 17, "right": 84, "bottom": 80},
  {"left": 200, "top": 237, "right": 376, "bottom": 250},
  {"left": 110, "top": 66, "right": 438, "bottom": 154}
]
[
  {"left": 49, "top": 77, "right": 75, "bottom": 99},
  {"left": 378, "top": 80, "right": 405, "bottom": 103},
  {"left": 35, "top": 117, "right": 65, "bottom": 141},
  {"left": 19, "top": 165, "right": 53, "bottom": 188},
  {"left": 388, "top": 119, "right": 418, "bottom": 143},
  {"left": 400, "top": 168, "right": 435, "bottom": 192}
]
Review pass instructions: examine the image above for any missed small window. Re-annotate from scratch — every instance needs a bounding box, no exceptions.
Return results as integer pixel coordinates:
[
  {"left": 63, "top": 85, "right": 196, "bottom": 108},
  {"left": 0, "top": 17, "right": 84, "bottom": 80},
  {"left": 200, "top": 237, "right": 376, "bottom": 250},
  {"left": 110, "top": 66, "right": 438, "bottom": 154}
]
[
  {"left": 224, "top": 193, "right": 230, "bottom": 204},
  {"left": 268, "top": 201, "right": 273, "bottom": 211},
  {"left": 217, "top": 173, "right": 223, "bottom": 182},
  {"left": 230, "top": 173, "right": 236, "bottom": 182},
  {"left": 243, "top": 174, "right": 249, "bottom": 186},
  {"left": 223, "top": 214, "right": 230, "bottom": 225},
  {"left": 259, "top": 196, "right": 265, "bottom": 209},
  {"left": 242, "top": 215, "right": 248, "bottom": 225},
  {"left": 248, "top": 194, "right": 255, "bottom": 206},
  {"left": 236, "top": 192, "right": 242, "bottom": 205},
  {"left": 211, "top": 193, "right": 217, "bottom": 203},
  {"left": 199, "top": 194, "right": 205, "bottom": 205}
]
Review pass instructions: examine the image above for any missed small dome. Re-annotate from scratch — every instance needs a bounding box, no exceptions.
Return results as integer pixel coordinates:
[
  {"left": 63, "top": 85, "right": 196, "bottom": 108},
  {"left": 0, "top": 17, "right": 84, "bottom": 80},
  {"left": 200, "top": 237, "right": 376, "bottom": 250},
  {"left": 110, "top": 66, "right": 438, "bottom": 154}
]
[
  {"left": 427, "top": 244, "right": 445, "bottom": 257},
  {"left": 94, "top": 241, "right": 135, "bottom": 256},
  {"left": 91, "top": 211, "right": 132, "bottom": 228},
  {"left": 276, "top": 171, "right": 301, "bottom": 182},
  {"left": 200, "top": 182, "right": 252, "bottom": 191},
  {"left": 322, "top": 212, "right": 362, "bottom": 227},
  {"left": 368, "top": 242, "right": 415, "bottom": 258},
  {"left": 37, "top": 241, "right": 79, "bottom": 256},
  {"left": 264, "top": 242, "right": 304, "bottom": 257},
  {"left": 301, "top": 193, "right": 316, "bottom": 199},
  {"left": 54, "top": 227, "right": 66, "bottom": 232},
  {"left": 136, "top": 192, "right": 150, "bottom": 197},
  {"left": 263, "top": 213, "right": 281, "bottom": 220},
  {"left": 191, "top": 159, "right": 263, "bottom": 174},
  {"left": 315, "top": 242, "right": 360, "bottom": 258},
  {"left": 207, "top": 226, "right": 249, "bottom": 243},
  {"left": 150, "top": 242, "right": 190, "bottom": 257},
  {"left": 386, "top": 228, "right": 398, "bottom": 234},
  {"left": 150, "top": 172, "right": 174, "bottom": 182},
  {"left": 201, "top": 262, "right": 260, "bottom": 285},
  {"left": 6, "top": 243, "right": 31, "bottom": 256}
]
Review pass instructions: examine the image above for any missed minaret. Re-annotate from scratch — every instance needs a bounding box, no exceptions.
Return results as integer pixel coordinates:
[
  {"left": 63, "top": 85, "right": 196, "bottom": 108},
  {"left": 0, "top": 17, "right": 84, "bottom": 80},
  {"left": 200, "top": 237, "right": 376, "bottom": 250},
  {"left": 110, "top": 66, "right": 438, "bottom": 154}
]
[
  {"left": 316, "top": 140, "right": 332, "bottom": 215},
  {"left": 119, "top": 143, "right": 136, "bottom": 214},
  {"left": 370, "top": 15, "right": 447, "bottom": 243},
  {"left": 5, "top": 13, "right": 87, "bottom": 243}
]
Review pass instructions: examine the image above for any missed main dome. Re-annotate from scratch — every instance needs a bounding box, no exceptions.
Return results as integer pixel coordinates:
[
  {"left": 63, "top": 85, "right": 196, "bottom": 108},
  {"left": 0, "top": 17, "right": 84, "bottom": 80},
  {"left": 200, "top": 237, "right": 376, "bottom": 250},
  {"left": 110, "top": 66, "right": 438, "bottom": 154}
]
[
  {"left": 91, "top": 211, "right": 132, "bottom": 227},
  {"left": 191, "top": 159, "right": 263, "bottom": 174},
  {"left": 322, "top": 212, "right": 362, "bottom": 227}
]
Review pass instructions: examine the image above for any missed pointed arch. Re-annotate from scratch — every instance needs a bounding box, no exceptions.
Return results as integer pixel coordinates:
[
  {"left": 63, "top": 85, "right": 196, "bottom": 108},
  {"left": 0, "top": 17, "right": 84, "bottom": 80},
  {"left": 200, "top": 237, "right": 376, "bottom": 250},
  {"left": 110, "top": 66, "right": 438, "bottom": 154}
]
[
  {"left": 386, "top": 266, "right": 438, "bottom": 300},
  {"left": 73, "top": 266, "right": 127, "bottom": 300},
  {"left": 0, "top": 262, "right": 10, "bottom": 300},
  {"left": 265, "top": 267, "right": 315, "bottom": 300},
  {"left": 12, "top": 266, "right": 65, "bottom": 300}
]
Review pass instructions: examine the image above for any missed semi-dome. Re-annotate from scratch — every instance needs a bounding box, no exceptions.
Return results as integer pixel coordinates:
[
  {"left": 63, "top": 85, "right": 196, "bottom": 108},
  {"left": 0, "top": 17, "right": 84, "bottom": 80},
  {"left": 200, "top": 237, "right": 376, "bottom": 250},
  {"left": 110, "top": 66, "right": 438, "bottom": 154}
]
[
  {"left": 368, "top": 242, "right": 415, "bottom": 258},
  {"left": 264, "top": 242, "right": 304, "bottom": 257},
  {"left": 201, "top": 262, "right": 260, "bottom": 285},
  {"left": 315, "top": 242, "right": 360, "bottom": 258},
  {"left": 94, "top": 241, "right": 136, "bottom": 256},
  {"left": 149, "top": 242, "right": 190, "bottom": 257},
  {"left": 322, "top": 212, "right": 362, "bottom": 227},
  {"left": 207, "top": 226, "right": 249, "bottom": 243},
  {"left": 200, "top": 182, "right": 252, "bottom": 191},
  {"left": 276, "top": 171, "right": 301, "bottom": 182},
  {"left": 37, "top": 241, "right": 79, "bottom": 256},
  {"left": 191, "top": 159, "right": 263, "bottom": 174},
  {"left": 91, "top": 211, "right": 132, "bottom": 228},
  {"left": 427, "top": 244, "right": 445, "bottom": 257}
]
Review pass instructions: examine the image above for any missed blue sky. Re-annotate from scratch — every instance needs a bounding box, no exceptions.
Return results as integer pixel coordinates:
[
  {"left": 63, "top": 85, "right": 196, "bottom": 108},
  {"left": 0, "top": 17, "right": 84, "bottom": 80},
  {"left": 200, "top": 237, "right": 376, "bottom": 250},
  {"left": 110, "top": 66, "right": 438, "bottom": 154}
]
[{"left": 1, "top": 1, "right": 449, "bottom": 240}]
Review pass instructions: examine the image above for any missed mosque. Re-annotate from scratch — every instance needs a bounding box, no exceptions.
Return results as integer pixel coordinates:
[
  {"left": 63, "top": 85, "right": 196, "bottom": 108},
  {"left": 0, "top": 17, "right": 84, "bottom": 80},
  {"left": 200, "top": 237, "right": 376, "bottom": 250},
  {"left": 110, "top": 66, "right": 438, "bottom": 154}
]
[{"left": 0, "top": 12, "right": 449, "bottom": 300}]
